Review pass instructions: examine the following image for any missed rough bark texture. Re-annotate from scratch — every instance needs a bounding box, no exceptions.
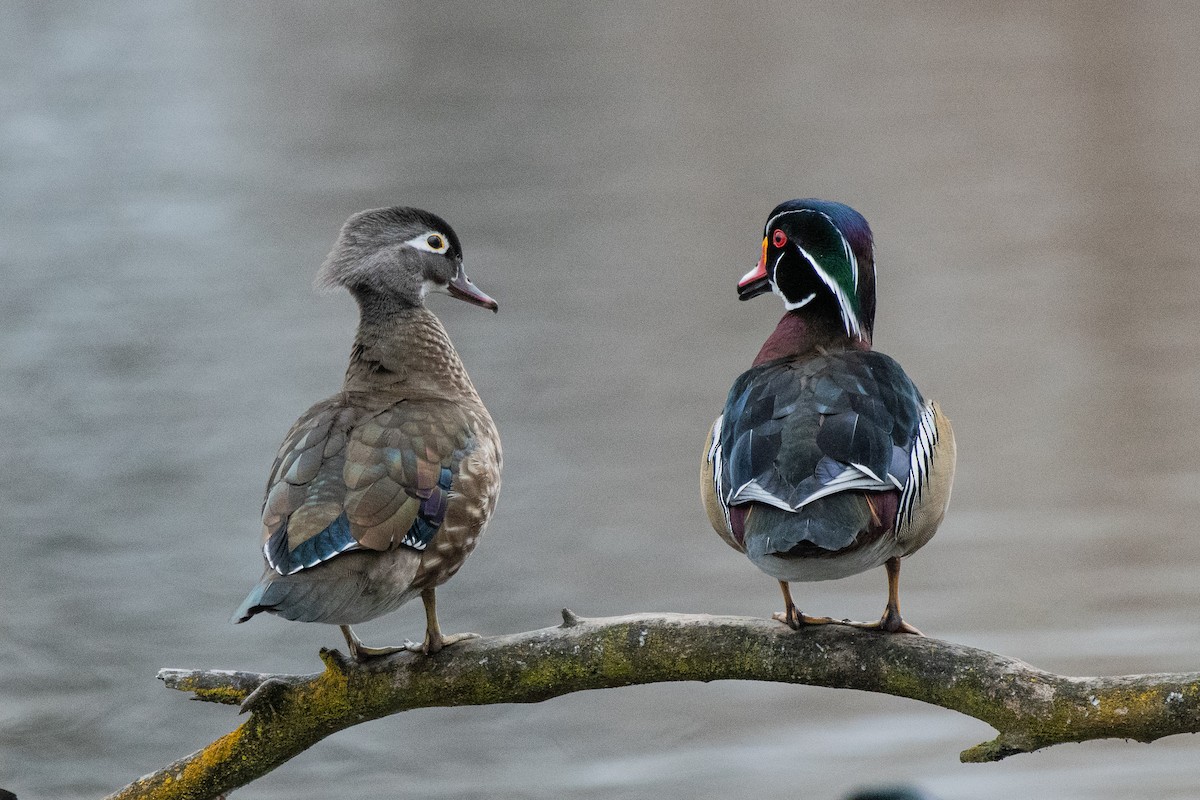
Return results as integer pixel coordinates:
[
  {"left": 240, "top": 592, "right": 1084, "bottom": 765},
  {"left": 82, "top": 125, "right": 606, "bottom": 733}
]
[{"left": 108, "top": 611, "right": 1200, "bottom": 800}]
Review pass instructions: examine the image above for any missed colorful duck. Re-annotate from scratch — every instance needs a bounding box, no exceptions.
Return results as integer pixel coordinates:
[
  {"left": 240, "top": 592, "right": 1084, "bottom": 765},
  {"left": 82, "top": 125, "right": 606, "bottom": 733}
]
[{"left": 703, "top": 199, "right": 955, "bottom": 634}]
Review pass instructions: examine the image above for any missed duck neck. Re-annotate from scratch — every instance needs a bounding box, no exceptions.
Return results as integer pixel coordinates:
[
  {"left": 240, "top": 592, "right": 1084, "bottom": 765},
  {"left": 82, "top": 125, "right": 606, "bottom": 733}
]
[
  {"left": 752, "top": 311, "right": 872, "bottom": 366},
  {"left": 351, "top": 284, "right": 413, "bottom": 328},
  {"left": 343, "top": 300, "right": 480, "bottom": 404}
]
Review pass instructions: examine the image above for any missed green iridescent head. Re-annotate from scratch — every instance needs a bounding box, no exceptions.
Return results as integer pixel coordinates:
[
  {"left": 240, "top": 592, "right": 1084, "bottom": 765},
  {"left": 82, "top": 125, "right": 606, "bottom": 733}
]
[{"left": 738, "top": 199, "right": 877, "bottom": 340}]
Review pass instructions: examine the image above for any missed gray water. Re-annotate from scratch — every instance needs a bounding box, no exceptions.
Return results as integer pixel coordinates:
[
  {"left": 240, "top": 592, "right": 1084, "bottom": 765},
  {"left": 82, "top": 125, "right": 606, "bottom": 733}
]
[{"left": 4, "top": 3, "right": 1200, "bottom": 798}]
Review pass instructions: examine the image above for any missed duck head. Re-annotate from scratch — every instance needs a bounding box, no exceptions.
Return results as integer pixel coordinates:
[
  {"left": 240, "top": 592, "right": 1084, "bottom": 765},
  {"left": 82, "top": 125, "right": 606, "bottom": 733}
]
[
  {"left": 738, "top": 199, "right": 875, "bottom": 341},
  {"left": 317, "top": 206, "right": 498, "bottom": 313}
]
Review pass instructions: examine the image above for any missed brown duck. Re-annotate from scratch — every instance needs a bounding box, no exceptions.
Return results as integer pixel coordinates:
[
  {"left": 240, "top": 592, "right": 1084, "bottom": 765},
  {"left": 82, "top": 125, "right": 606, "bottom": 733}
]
[{"left": 233, "top": 206, "right": 502, "bottom": 660}]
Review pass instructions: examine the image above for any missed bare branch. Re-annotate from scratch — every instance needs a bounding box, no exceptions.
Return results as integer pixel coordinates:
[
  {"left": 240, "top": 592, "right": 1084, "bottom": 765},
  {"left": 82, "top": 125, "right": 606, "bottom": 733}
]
[{"left": 108, "top": 611, "right": 1200, "bottom": 800}]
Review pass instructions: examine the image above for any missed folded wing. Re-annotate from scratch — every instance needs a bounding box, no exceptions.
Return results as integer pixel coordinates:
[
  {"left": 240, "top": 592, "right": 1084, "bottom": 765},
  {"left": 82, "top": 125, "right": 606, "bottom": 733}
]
[{"left": 260, "top": 398, "right": 473, "bottom": 576}]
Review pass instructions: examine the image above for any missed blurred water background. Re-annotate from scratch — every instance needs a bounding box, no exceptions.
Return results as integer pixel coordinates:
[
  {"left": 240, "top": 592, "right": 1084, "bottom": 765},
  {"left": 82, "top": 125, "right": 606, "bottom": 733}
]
[{"left": 3, "top": 2, "right": 1200, "bottom": 798}]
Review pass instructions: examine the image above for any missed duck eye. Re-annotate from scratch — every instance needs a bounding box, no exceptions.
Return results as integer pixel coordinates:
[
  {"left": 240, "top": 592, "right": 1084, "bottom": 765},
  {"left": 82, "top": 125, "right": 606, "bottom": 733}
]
[
  {"left": 406, "top": 231, "right": 451, "bottom": 254},
  {"left": 772, "top": 229, "right": 787, "bottom": 248}
]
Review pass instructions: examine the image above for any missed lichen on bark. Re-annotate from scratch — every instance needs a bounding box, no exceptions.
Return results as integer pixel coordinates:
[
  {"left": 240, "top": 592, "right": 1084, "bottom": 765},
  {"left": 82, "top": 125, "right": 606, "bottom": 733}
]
[{"left": 107, "top": 611, "right": 1200, "bottom": 800}]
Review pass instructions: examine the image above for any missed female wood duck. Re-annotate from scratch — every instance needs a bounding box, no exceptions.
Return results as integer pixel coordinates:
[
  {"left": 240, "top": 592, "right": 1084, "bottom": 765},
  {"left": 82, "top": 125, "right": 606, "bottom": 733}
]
[
  {"left": 233, "top": 206, "right": 502, "bottom": 660},
  {"left": 702, "top": 199, "right": 955, "bottom": 634}
]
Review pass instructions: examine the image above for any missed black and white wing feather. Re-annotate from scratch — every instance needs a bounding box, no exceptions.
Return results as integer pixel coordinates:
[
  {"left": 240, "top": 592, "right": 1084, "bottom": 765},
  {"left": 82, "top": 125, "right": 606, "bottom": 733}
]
[{"left": 715, "top": 350, "right": 925, "bottom": 516}]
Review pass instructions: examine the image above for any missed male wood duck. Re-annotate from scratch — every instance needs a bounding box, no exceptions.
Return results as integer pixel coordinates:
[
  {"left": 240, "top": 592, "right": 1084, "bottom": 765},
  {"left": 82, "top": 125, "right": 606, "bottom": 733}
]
[
  {"left": 702, "top": 199, "right": 955, "bottom": 634},
  {"left": 233, "top": 206, "right": 502, "bottom": 660}
]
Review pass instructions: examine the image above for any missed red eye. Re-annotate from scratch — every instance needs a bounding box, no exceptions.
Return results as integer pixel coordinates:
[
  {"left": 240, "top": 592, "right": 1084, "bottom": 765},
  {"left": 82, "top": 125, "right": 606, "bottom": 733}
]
[{"left": 772, "top": 229, "right": 787, "bottom": 248}]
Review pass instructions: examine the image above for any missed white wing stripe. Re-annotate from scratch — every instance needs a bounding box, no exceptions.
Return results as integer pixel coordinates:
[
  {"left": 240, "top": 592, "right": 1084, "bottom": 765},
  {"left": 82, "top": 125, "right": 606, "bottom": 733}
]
[
  {"left": 730, "top": 465, "right": 894, "bottom": 511},
  {"left": 898, "top": 402, "right": 938, "bottom": 531},
  {"left": 707, "top": 416, "right": 733, "bottom": 533},
  {"left": 731, "top": 479, "right": 795, "bottom": 511}
]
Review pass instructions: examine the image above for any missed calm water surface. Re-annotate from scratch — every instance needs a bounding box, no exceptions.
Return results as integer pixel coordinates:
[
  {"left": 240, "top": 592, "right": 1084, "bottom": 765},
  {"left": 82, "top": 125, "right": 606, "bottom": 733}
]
[{"left": 3, "top": 3, "right": 1200, "bottom": 798}]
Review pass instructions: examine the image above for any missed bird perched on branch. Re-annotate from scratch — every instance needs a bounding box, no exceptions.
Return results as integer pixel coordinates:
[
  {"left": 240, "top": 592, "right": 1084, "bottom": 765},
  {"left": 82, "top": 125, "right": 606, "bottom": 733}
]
[
  {"left": 702, "top": 199, "right": 954, "bottom": 634},
  {"left": 233, "top": 206, "right": 502, "bottom": 660}
]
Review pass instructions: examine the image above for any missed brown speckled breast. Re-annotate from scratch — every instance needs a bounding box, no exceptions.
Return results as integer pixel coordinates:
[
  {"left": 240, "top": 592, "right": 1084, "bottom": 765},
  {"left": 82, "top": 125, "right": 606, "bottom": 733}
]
[{"left": 413, "top": 404, "right": 502, "bottom": 590}]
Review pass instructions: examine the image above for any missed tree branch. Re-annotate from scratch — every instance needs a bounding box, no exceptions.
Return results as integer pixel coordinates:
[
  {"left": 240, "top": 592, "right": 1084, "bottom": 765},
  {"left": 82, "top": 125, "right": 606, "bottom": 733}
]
[{"left": 108, "top": 611, "right": 1200, "bottom": 799}]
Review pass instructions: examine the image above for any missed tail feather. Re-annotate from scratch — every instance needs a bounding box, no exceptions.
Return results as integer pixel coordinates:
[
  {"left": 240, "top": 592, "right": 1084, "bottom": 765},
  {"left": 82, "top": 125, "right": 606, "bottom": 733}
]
[
  {"left": 231, "top": 573, "right": 373, "bottom": 625},
  {"left": 744, "top": 492, "right": 875, "bottom": 558},
  {"left": 231, "top": 580, "right": 273, "bottom": 624}
]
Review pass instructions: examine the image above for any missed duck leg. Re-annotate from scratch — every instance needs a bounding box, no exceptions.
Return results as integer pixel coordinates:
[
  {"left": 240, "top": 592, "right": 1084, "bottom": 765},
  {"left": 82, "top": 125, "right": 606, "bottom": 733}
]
[
  {"left": 405, "top": 586, "right": 480, "bottom": 654},
  {"left": 878, "top": 556, "right": 923, "bottom": 634},
  {"left": 840, "top": 557, "right": 923, "bottom": 635},
  {"left": 771, "top": 580, "right": 839, "bottom": 629},
  {"left": 340, "top": 624, "right": 407, "bottom": 661}
]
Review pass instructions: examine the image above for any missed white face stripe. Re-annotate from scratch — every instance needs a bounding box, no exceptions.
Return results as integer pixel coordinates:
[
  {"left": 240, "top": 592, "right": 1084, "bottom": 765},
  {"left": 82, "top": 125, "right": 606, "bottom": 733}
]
[
  {"left": 775, "top": 288, "right": 817, "bottom": 310},
  {"left": 764, "top": 208, "right": 862, "bottom": 290},
  {"left": 763, "top": 208, "right": 819, "bottom": 232},
  {"left": 404, "top": 230, "right": 451, "bottom": 255},
  {"left": 840, "top": 225, "right": 859, "bottom": 291},
  {"left": 780, "top": 243, "right": 862, "bottom": 337},
  {"left": 765, "top": 208, "right": 864, "bottom": 339},
  {"left": 804, "top": 248, "right": 862, "bottom": 339},
  {"left": 773, "top": 251, "right": 816, "bottom": 309}
]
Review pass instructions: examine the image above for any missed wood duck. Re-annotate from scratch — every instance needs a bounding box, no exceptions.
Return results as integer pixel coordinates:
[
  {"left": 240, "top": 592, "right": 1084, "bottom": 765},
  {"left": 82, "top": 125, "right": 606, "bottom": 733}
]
[
  {"left": 702, "top": 199, "right": 955, "bottom": 634},
  {"left": 233, "top": 206, "right": 502, "bottom": 660}
]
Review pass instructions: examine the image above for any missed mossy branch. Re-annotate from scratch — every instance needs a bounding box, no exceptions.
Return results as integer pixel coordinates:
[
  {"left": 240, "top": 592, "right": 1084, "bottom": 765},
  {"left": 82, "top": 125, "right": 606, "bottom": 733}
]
[{"left": 108, "top": 611, "right": 1200, "bottom": 800}]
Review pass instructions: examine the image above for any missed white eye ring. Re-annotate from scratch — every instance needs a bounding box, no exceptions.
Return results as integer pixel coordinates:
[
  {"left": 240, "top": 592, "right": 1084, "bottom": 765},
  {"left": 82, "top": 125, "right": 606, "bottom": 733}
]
[{"left": 405, "top": 231, "right": 451, "bottom": 254}]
